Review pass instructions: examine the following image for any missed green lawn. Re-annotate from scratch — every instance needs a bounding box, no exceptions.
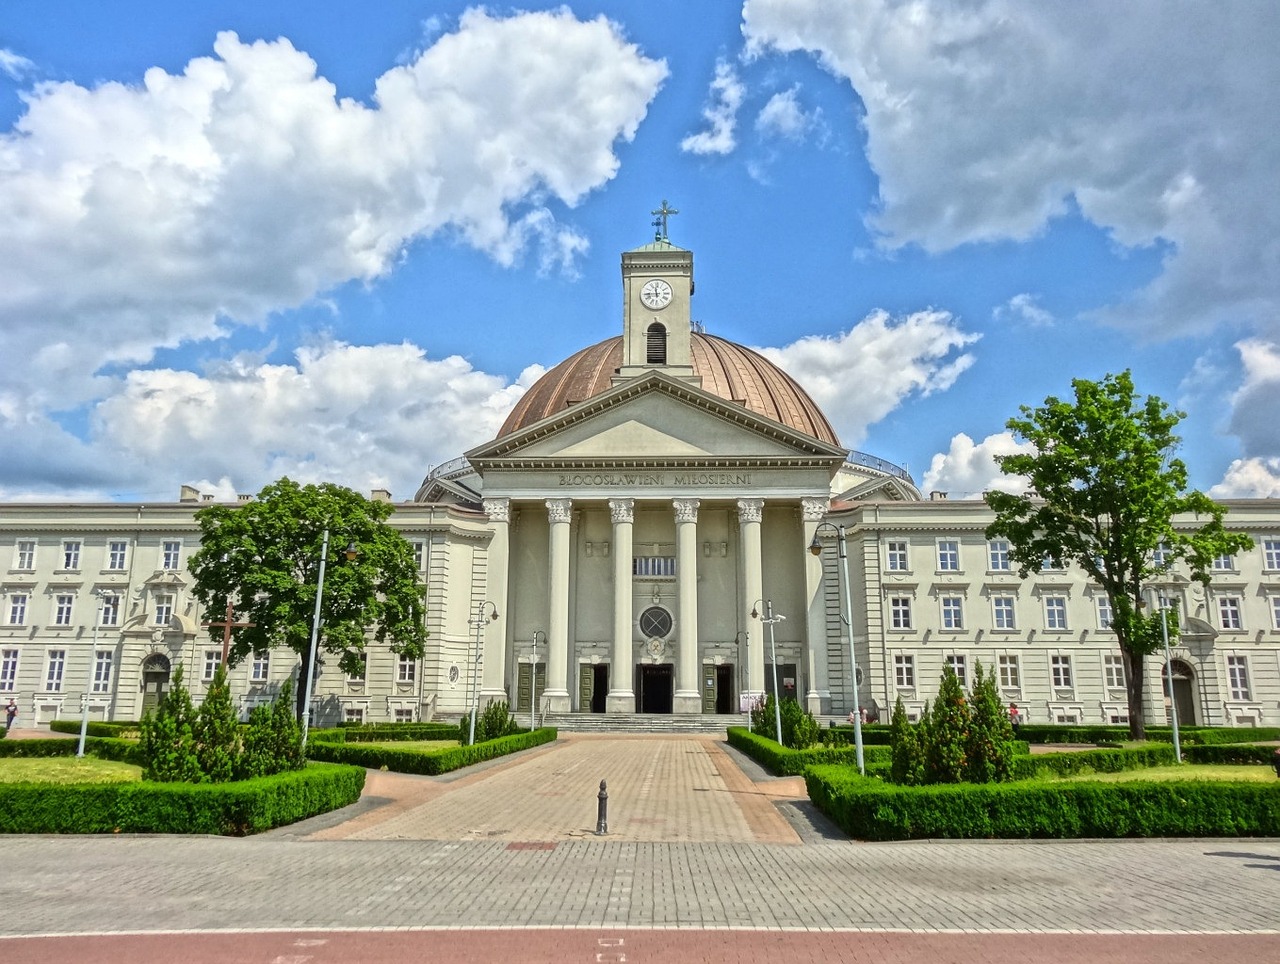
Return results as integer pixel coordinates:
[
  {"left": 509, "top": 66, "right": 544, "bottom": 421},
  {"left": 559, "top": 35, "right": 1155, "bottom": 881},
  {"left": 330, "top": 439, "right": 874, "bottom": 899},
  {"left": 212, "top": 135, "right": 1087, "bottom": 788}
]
[
  {"left": 1060, "top": 764, "right": 1277, "bottom": 783},
  {"left": 0, "top": 757, "right": 143, "bottom": 784}
]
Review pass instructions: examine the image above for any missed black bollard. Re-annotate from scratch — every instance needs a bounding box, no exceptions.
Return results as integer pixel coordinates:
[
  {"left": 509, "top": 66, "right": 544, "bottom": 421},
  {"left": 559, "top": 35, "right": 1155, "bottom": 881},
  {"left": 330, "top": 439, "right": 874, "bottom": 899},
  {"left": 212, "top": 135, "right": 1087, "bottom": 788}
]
[{"left": 596, "top": 779, "right": 608, "bottom": 835}]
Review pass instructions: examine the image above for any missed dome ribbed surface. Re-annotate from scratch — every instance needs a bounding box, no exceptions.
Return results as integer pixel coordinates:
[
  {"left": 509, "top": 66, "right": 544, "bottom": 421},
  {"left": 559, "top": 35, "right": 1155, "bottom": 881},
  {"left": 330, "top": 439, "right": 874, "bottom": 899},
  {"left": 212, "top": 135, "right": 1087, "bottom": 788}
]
[{"left": 497, "top": 333, "right": 840, "bottom": 446}]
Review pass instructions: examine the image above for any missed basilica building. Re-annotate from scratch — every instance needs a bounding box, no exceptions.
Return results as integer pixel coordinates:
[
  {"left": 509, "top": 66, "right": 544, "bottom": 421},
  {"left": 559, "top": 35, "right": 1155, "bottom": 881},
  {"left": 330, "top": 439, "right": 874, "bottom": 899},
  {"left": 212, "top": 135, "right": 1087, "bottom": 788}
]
[{"left": 3, "top": 236, "right": 1278, "bottom": 730}]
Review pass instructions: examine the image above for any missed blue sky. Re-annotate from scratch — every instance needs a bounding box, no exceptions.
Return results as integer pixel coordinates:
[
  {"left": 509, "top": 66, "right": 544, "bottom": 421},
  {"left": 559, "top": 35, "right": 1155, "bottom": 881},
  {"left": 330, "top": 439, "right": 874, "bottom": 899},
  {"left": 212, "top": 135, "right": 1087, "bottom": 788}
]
[{"left": 2, "top": 1, "right": 1277, "bottom": 503}]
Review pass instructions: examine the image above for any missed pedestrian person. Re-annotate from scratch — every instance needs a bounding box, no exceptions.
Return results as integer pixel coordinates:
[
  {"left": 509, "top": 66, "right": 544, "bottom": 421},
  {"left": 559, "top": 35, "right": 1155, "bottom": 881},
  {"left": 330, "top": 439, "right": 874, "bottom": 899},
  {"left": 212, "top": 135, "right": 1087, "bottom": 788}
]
[
  {"left": 1008, "top": 701, "right": 1022, "bottom": 735},
  {"left": 5, "top": 698, "right": 16, "bottom": 731}
]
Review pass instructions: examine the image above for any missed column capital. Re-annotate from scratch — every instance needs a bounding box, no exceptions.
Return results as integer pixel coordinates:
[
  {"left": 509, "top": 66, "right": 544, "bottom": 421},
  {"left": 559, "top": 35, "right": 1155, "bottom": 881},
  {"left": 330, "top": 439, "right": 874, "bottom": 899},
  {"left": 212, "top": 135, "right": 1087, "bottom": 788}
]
[
  {"left": 546, "top": 498, "right": 573, "bottom": 525},
  {"left": 673, "top": 497, "right": 700, "bottom": 525},
  {"left": 801, "top": 497, "right": 828, "bottom": 523},
  {"left": 482, "top": 497, "right": 511, "bottom": 523},
  {"left": 608, "top": 497, "right": 635, "bottom": 525},
  {"left": 736, "top": 498, "right": 764, "bottom": 524}
]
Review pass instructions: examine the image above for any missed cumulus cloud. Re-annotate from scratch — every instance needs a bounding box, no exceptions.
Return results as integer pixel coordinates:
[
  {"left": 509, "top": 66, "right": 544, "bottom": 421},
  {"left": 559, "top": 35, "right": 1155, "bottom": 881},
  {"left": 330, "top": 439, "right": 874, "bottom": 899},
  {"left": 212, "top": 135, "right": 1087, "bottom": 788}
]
[
  {"left": 0, "top": 10, "right": 666, "bottom": 428},
  {"left": 921, "top": 432, "right": 1033, "bottom": 499},
  {"left": 742, "top": 0, "right": 1280, "bottom": 338},
  {"left": 680, "top": 59, "right": 744, "bottom": 155},
  {"left": 1225, "top": 339, "right": 1280, "bottom": 457},
  {"left": 759, "top": 309, "right": 979, "bottom": 446},
  {"left": 0, "top": 49, "right": 34, "bottom": 80},
  {"left": 995, "top": 293, "right": 1053, "bottom": 327},
  {"left": 754, "top": 86, "right": 818, "bottom": 141},
  {"left": 1210, "top": 458, "right": 1280, "bottom": 500},
  {"left": 90, "top": 341, "right": 544, "bottom": 499}
]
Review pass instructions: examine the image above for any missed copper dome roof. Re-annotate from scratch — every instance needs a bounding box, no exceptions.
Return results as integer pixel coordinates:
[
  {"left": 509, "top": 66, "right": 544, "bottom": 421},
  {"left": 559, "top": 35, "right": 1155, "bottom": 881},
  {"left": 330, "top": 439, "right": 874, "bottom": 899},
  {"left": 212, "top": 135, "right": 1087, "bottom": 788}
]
[{"left": 497, "top": 332, "right": 841, "bottom": 446}]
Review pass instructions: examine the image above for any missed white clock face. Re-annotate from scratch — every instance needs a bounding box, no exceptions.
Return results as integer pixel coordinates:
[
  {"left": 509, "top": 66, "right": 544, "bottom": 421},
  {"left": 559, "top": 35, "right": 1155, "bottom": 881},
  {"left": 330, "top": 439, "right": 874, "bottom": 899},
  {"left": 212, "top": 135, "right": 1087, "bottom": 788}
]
[{"left": 640, "top": 279, "right": 673, "bottom": 310}]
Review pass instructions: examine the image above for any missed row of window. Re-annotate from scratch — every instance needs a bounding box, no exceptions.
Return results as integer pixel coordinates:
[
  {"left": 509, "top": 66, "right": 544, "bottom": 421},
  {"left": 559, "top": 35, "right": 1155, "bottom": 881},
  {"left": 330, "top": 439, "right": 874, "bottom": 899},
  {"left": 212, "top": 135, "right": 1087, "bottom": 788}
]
[
  {"left": 886, "top": 594, "right": 1107, "bottom": 632},
  {"left": 1, "top": 647, "right": 116, "bottom": 693},
  {"left": 9, "top": 539, "right": 184, "bottom": 573},
  {"left": 889, "top": 652, "right": 1256, "bottom": 702},
  {"left": 3, "top": 592, "right": 168, "bottom": 628},
  {"left": 885, "top": 539, "right": 1264, "bottom": 574}
]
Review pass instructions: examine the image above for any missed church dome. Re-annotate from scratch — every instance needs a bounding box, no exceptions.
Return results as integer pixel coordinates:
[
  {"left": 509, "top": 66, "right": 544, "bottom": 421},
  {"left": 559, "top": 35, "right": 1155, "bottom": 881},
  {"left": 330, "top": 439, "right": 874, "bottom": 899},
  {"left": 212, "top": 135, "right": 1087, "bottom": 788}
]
[{"left": 498, "top": 332, "right": 841, "bottom": 446}]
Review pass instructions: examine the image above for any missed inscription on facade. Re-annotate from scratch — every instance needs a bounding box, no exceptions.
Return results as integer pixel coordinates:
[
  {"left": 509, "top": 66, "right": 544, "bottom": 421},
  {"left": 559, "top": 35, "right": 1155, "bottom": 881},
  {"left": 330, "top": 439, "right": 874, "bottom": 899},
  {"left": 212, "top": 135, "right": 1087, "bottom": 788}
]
[{"left": 558, "top": 471, "right": 752, "bottom": 487}]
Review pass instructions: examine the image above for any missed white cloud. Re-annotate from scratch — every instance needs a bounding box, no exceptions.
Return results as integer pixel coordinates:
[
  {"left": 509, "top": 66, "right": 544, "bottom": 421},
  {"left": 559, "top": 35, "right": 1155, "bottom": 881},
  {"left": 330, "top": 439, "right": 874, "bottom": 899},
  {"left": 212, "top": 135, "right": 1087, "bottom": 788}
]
[
  {"left": 0, "top": 49, "right": 34, "bottom": 80},
  {"left": 742, "top": 0, "right": 1280, "bottom": 339},
  {"left": 0, "top": 11, "right": 666, "bottom": 429},
  {"left": 995, "top": 293, "right": 1053, "bottom": 327},
  {"left": 921, "top": 432, "right": 1033, "bottom": 499},
  {"left": 89, "top": 341, "right": 543, "bottom": 500},
  {"left": 754, "top": 86, "right": 816, "bottom": 141},
  {"left": 759, "top": 308, "right": 979, "bottom": 446},
  {"left": 680, "top": 59, "right": 745, "bottom": 155},
  {"left": 1209, "top": 458, "right": 1280, "bottom": 500},
  {"left": 1225, "top": 338, "right": 1280, "bottom": 457}
]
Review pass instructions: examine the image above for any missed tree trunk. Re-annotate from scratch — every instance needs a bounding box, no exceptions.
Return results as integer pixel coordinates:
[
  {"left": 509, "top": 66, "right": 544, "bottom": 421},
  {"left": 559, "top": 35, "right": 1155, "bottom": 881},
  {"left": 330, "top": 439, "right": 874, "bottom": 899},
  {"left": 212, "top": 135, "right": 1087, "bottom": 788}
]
[{"left": 1123, "top": 648, "right": 1146, "bottom": 741}]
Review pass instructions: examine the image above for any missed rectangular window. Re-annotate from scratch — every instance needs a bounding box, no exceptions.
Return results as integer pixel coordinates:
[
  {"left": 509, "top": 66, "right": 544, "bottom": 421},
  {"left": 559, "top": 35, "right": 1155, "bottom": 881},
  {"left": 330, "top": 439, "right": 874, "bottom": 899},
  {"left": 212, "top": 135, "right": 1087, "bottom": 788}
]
[
  {"left": 397, "top": 654, "right": 416, "bottom": 683},
  {"left": 162, "top": 540, "right": 181, "bottom": 571},
  {"left": 1212, "top": 553, "right": 1235, "bottom": 571},
  {"left": 251, "top": 653, "right": 270, "bottom": 682},
  {"left": 394, "top": 707, "right": 415, "bottom": 722},
  {"left": 889, "top": 596, "right": 912, "bottom": 630},
  {"left": 15, "top": 540, "right": 36, "bottom": 570},
  {"left": 413, "top": 541, "right": 426, "bottom": 571},
  {"left": 107, "top": 541, "right": 127, "bottom": 570},
  {"left": 992, "top": 596, "right": 1016, "bottom": 630},
  {"left": 886, "top": 540, "right": 909, "bottom": 572},
  {"left": 1104, "top": 654, "right": 1126, "bottom": 690},
  {"left": 62, "top": 540, "right": 81, "bottom": 570},
  {"left": 940, "top": 596, "right": 964, "bottom": 630},
  {"left": 1271, "top": 596, "right": 1280, "bottom": 630},
  {"left": 53, "top": 594, "right": 74, "bottom": 627},
  {"left": 998, "top": 654, "right": 1020, "bottom": 689},
  {"left": 1051, "top": 654, "right": 1073, "bottom": 689},
  {"left": 100, "top": 594, "right": 121, "bottom": 627},
  {"left": 1265, "top": 539, "right": 1280, "bottom": 570},
  {"left": 988, "top": 539, "right": 1011, "bottom": 571},
  {"left": 0, "top": 649, "right": 18, "bottom": 692},
  {"left": 946, "top": 654, "right": 967, "bottom": 687},
  {"left": 8, "top": 594, "right": 28, "bottom": 626},
  {"left": 45, "top": 650, "right": 65, "bottom": 691},
  {"left": 1044, "top": 596, "right": 1068, "bottom": 630},
  {"left": 894, "top": 654, "right": 915, "bottom": 688},
  {"left": 1218, "top": 597, "right": 1243, "bottom": 630},
  {"left": 1227, "top": 655, "right": 1251, "bottom": 701},
  {"left": 1151, "top": 541, "right": 1170, "bottom": 568},
  {"left": 1096, "top": 596, "right": 1113, "bottom": 630},
  {"left": 632, "top": 556, "right": 676, "bottom": 577},
  {"left": 154, "top": 594, "right": 174, "bottom": 626},
  {"left": 348, "top": 653, "right": 367, "bottom": 682},
  {"left": 937, "top": 540, "right": 960, "bottom": 571},
  {"left": 203, "top": 650, "right": 221, "bottom": 681},
  {"left": 92, "top": 651, "right": 113, "bottom": 693},
  {"left": 344, "top": 706, "right": 365, "bottom": 724}
]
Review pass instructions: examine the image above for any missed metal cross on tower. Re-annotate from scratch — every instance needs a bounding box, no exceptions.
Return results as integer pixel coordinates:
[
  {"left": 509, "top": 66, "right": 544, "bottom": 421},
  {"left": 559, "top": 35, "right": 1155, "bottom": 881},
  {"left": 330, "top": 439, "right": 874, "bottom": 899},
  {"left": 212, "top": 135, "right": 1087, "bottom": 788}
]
[
  {"left": 651, "top": 199, "right": 679, "bottom": 241},
  {"left": 202, "top": 601, "right": 256, "bottom": 663}
]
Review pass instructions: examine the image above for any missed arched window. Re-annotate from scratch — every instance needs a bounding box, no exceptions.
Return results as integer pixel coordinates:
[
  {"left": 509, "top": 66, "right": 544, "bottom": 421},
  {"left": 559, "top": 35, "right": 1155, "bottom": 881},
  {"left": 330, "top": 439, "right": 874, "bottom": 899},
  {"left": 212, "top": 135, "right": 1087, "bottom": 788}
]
[{"left": 646, "top": 323, "right": 667, "bottom": 364}]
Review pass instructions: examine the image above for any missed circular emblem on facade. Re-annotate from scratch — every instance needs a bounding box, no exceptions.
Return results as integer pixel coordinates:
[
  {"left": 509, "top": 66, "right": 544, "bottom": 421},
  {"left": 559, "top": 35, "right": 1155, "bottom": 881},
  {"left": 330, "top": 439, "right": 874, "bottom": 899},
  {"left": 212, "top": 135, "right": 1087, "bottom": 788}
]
[
  {"left": 639, "top": 606, "right": 673, "bottom": 639},
  {"left": 448, "top": 664, "right": 460, "bottom": 685},
  {"left": 646, "top": 638, "right": 665, "bottom": 658}
]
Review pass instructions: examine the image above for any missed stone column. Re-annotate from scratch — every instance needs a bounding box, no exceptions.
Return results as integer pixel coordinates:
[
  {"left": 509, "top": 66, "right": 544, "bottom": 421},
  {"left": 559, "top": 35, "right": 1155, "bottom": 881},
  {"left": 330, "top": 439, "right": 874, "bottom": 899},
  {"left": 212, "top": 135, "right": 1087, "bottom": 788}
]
[
  {"left": 543, "top": 498, "right": 573, "bottom": 713},
  {"left": 802, "top": 497, "right": 830, "bottom": 715},
  {"left": 480, "top": 498, "right": 511, "bottom": 703},
  {"left": 737, "top": 498, "right": 766, "bottom": 701},
  {"left": 673, "top": 497, "right": 701, "bottom": 713},
  {"left": 606, "top": 498, "right": 636, "bottom": 713}
]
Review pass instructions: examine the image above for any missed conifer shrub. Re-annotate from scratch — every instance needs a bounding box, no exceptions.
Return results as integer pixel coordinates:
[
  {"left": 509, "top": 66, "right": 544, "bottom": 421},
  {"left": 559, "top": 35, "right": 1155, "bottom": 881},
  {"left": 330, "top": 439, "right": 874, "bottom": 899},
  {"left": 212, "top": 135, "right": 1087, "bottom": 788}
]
[
  {"left": 965, "top": 661, "right": 1015, "bottom": 783},
  {"left": 194, "top": 665, "right": 240, "bottom": 782},
  {"left": 475, "top": 699, "right": 520, "bottom": 742},
  {"left": 239, "top": 679, "right": 304, "bottom": 778},
  {"left": 750, "top": 695, "right": 820, "bottom": 748},
  {"left": 889, "top": 697, "right": 926, "bottom": 786},
  {"left": 138, "top": 666, "right": 202, "bottom": 782},
  {"left": 926, "top": 667, "right": 971, "bottom": 783}
]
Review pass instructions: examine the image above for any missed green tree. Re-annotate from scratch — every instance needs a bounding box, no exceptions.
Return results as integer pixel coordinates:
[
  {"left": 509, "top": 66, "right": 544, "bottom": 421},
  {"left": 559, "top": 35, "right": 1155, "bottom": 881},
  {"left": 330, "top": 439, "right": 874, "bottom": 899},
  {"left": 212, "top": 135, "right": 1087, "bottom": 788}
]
[
  {"left": 238, "top": 679, "right": 304, "bottom": 778},
  {"left": 985, "top": 372, "right": 1253, "bottom": 740},
  {"left": 965, "top": 662, "right": 1014, "bottom": 784},
  {"left": 926, "top": 667, "right": 971, "bottom": 783},
  {"left": 188, "top": 478, "right": 428, "bottom": 721},
  {"left": 193, "top": 664, "right": 240, "bottom": 782},
  {"left": 138, "top": 665, "right": 201, "bottom": 782},
  {"left": 889, "top": 696, "right": 925, "bottom": 786}
]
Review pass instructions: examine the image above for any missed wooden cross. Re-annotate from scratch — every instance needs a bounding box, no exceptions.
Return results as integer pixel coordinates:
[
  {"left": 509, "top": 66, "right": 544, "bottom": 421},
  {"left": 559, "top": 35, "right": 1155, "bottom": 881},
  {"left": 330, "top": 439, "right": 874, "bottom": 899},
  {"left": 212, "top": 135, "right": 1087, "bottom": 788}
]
[
  {"left": 202, "top": 601, "right": 256, "bottom": 663},
  {"left": 651, "top": 199, "right": 678, "bottom": 240}
]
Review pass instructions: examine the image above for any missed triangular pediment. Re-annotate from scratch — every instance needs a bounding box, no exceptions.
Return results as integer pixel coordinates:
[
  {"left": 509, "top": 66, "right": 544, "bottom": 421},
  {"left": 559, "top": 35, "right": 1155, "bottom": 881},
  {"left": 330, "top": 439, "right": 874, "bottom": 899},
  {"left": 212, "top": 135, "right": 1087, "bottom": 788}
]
[{"left": 467, "top": 372, "right": 846, "bottom": 466}]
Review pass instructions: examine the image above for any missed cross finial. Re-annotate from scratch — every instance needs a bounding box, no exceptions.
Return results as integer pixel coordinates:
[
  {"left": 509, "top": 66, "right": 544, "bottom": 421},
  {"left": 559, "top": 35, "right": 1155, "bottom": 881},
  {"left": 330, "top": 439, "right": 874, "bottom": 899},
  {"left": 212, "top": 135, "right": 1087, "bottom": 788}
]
[{"left": 650, "top": 199, "right": 679, "bottom": 241}]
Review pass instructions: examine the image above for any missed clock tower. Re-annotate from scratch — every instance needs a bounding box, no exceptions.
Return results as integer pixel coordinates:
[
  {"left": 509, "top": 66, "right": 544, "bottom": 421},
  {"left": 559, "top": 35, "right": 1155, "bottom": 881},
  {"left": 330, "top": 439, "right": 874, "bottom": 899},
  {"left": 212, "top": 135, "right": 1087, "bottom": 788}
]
[{"left": 615, "top": 237, "right": 697, "bottom": 385}]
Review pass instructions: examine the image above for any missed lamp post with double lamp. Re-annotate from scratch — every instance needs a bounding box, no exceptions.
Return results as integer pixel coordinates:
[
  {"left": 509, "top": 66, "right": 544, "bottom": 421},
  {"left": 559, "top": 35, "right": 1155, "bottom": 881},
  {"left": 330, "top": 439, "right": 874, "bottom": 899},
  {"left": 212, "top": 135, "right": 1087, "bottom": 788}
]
[
  {"left": 809, "top": 522, "right": 864, "bottom": 775},
  {"left": 300, "top": 529, "right": 359, "bottom": 751},
  {"left": 468, "top": 601, "right": 500, "bottom": 745},
  {"left": 734, "top": 629, "right": 750, "bottom": 730},
  {"left": 750, "top": 600, "right": 785, "bottom": 746},
  {"left": 1145, "top": 587, "right": 1182, "bottom": 763},
  {"left": 77, "top": 590, "right": 107, "bottom": 758},
  {"left": 530, "top": 630, "right": 546, "bottom": 730}
]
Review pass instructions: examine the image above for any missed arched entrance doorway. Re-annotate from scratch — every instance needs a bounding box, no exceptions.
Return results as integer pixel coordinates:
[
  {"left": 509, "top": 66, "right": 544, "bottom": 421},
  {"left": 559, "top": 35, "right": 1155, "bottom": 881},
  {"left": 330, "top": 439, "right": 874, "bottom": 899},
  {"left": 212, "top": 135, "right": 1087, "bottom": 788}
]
[
  {"left": 1162, "top": 658, "right": 1196, "bottom": 726},
  {"left": 140, "top": 653, "right": 171, "bottom": 716}
]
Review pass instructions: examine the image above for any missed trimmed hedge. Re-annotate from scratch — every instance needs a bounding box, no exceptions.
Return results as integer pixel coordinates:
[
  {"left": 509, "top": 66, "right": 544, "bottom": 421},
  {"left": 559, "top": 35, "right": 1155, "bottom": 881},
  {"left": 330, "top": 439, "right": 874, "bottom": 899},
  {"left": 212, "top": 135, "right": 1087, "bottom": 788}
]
[
  {"left": 1183, "top": 743, "right": 1280, "bottom": 766},
  {"left": 341, "top": 723, "right": 461, "bottom": 743},
  {"left": 805, "top": 763, "right": 1280, "bottom": 841},
  {"left": 1015, "top": 724, "right": 1280, "bottom": 746},
  {"left": 307, "top": 727, "right": 557, "bottom": 775},
  {"left": 0, "top": 761, "right": 365, "bottom": 835},
  {"left": 823, "top": 724, "right": 894, "bottom": 746},
  {"left": 1010, "top": 744, "right": 1176, "bottom": 780},
  {"left": 727, "top": 726, "right": 892, "bottom": 775},
  {"left": 0, "top": 736, "right": 141, "bottom": 763},
  {"left": 49, "top": 720, "right": 141, "bottom": 739}
]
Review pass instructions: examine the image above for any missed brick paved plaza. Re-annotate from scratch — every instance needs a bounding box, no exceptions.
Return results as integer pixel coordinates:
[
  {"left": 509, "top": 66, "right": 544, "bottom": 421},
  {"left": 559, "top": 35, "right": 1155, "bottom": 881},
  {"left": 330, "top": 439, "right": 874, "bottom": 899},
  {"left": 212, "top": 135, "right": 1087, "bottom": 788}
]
[{"left": 2, "top": 733, "right": 1278, "bottom": 961}]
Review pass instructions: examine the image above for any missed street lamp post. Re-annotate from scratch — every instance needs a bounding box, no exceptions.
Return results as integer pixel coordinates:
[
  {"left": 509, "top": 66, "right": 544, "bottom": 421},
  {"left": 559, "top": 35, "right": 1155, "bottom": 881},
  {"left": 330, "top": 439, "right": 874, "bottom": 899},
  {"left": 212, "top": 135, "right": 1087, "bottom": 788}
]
[
  {"left": 750, "top": 600, "right": 785, "bottom": 746},
  {"left": 300, "top": 529, "right": 358, "bottom": 751},
  {"left": 809, "top": 522, "right": 864, "bottom": 775},
  {"left": 531, "top": 630, "right": 545, "bottom": 730},
  {"left": 77, "top": 591, "right": 106, "bottom": 758},
  {"left": 468, "top": 601, "right": 500, "bottom": 745},
  {"left": 1149, "top": 588, "right": 1182, "bottom": 763},
  {"left": 734, "top": 630, "right": 750, "bottom": 730}
]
